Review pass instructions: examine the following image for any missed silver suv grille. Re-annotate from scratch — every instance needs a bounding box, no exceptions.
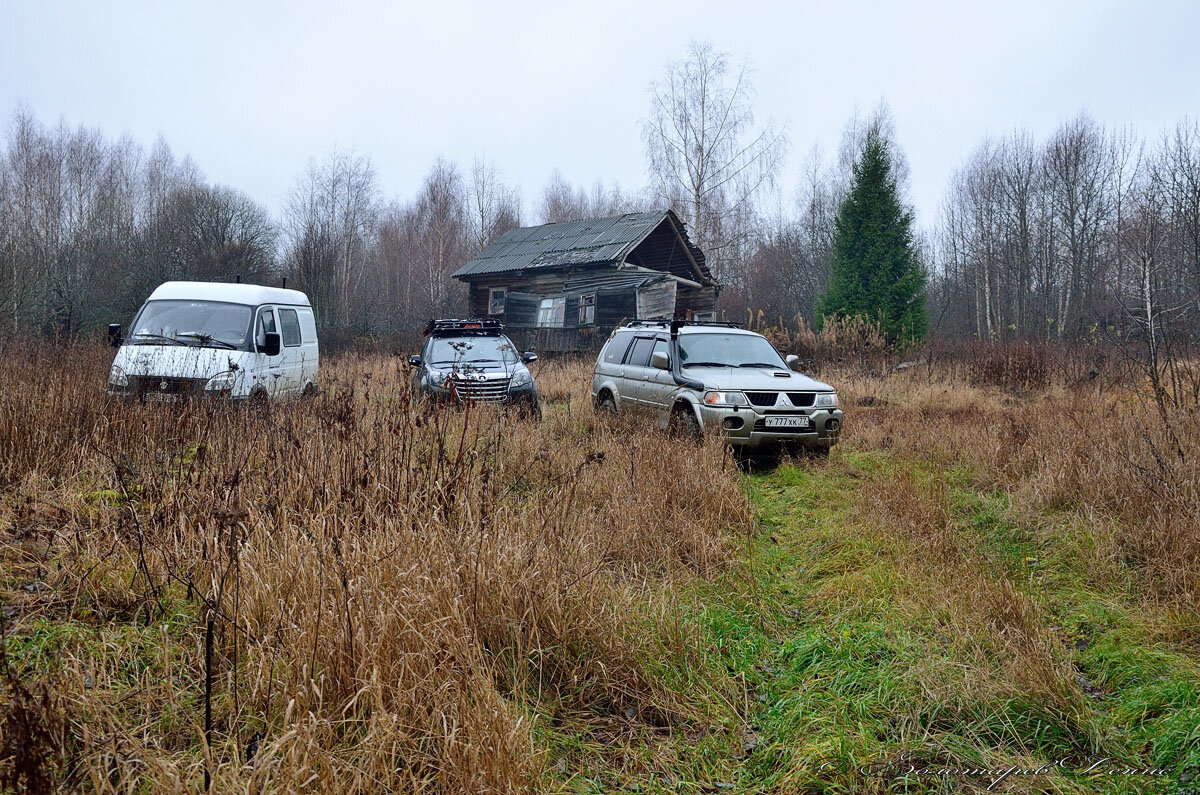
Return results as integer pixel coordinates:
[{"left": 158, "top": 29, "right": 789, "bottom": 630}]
[
  {"left": 744, "top": 391, "right": 818, "bottom": 408},
  {"left": 450, "top": 376, "right": 511, "bottom": 402},
  {"left": 745, "top": 391, "right": 778, "bottom": 407}
]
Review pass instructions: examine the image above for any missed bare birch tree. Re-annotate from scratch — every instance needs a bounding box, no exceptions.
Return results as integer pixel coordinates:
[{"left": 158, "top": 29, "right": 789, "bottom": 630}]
[{"left": 644, "top": 41, "right": 787, "bottom": 286}]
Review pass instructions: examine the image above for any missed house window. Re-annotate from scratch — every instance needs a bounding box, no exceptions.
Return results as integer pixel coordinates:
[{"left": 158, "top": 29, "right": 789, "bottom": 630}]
[
  {"left": 693, "top": 311, "right": 716, "bottom": 322},
  {"left": 488, "top": 287, "right": 506, "bottom": 315},
  {"left": 578, "top": 293, "right": 596, "bottom": 325},
  {"left": 536, "top": 297, "right": 565, "bottom": 328}
]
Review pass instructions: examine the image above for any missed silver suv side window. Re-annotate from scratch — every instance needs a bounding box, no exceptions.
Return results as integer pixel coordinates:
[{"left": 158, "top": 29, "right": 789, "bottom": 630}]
[
  {"left": 625, "top": 336, "right": 656, "bottom": 367},
  {"left": 603, "top": 332, "right": 635, "bottom": 365}
]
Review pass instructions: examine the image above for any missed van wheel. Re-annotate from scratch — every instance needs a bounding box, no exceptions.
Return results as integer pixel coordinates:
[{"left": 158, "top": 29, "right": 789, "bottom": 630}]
[
  {"left": 670, "top": 405, "right": 701, "bottom": 440},
  {"left": 250, "top": 388, "right": 269, "bottom": 407},
  {"left": 302, "top": 382, "right": 317, "bottom": 398},
  {"left": 597, "top": 393, "right": 617, "bottom": 415}
]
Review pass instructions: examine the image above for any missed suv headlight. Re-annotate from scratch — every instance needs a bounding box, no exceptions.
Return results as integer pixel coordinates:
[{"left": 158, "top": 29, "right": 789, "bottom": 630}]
[
  {"left": 108, "top": 365, "right": 128, "bottom": 388},
  {"left": 428, "top": 370, "right": 448, "bottom": 388},
  {"left": 702, "top": 390, "right": 748, "bottom": 406},
  {"left": 205, "top": 371, "right": 236, "bottom": 392},
  {"left": 815, "top": 392, "right": 839, "bottom": 407},
  {"left": 510, "top": 369, "right": 532, "bottom": 388}
]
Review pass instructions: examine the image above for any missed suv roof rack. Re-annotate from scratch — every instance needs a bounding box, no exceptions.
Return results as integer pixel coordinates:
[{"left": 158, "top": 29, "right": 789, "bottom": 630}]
[
  {"left": 620, "top": 320, "right": 671, "bottom": 329},
  {"left": 423, "top": 318, "right": 503, "bottom": 336},
  {"left": 619, "top": 319, "right": 743, "bottom": 330},
  {"left": 668, "top": 319, "right": 742, "bottom": 337}
]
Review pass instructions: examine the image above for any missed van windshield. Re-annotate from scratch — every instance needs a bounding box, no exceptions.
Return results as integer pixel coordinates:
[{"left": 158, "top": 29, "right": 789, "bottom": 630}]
[
  {"left": 678, "top": 333, "right": 787, "bottom": 368},
  {"left": 130, "top": 300, "right": 252, "bottom": 349},
  {"left": 426, "top": 336, "right": 519, "bottom": 366}
]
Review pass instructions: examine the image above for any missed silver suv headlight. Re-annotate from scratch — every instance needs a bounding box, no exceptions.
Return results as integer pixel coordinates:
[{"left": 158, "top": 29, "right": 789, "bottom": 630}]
[
  {"left": 205, "top": 371, "right": 236, "bottom": 392},
  {"left": 510, "top": 369, "right": 532, "bottom": 388},
  {"left": 428, "top": 370, "right": 448, "bottom": 387},
  {"left": 815, "top": 392, "right": 839, "bottom": 407},
  {"left": 702, "top": 390, "right": 748, "bottom": 406},
  {"left": 108, "top": 365, "right": 128, "bottom": 387}
]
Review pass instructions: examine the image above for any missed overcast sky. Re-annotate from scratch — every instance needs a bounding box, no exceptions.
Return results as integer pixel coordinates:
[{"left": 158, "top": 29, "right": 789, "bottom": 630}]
[{"left": 3, "top": 0, "right": 1197, "bottom": 229}]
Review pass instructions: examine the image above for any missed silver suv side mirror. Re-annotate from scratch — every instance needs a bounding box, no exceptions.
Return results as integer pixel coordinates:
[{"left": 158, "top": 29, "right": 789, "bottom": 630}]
[
  {"left": 785, "top": 354, "right": 800, "bottom": 371},
  {"left": 651, "top": 350, "right": 670, "bottom": 370}
]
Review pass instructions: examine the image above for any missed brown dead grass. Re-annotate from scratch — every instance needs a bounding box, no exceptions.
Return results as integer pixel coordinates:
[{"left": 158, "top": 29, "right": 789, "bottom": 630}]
[
  {"left": 0, "top": 345, "right": 752, "bottom": 792},
  {"left": 829, "top": 363, "right": 1200, "bottom": 605}
]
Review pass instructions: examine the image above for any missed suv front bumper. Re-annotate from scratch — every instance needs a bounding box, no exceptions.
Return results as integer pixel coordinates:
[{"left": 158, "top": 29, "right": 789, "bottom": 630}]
[
  {"left": 697, "top": 405, "right": 844, "bottom": 449},
  {"left": 418, "top": 381, "right": 539, "bottom": 407}
]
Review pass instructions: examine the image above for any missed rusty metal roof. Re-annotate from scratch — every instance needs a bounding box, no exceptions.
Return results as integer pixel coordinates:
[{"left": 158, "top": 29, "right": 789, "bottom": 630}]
[{"left": 451, "top": 210, "right": 709, "bottom": 281}]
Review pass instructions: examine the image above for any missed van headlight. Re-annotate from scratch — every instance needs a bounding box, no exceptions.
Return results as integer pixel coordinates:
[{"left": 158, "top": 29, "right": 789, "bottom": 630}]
[
  {"left": 510, "top": 369, "right": 532, "bottom": 388},
  {"left": 108, "top": 365, "right": 128, "bottom": 387},
  {"left": 815, "top": 392, "right": 839, "bottom": 407},
  {"left": 702, "top": 390, "right": 748, "bottom": 406},
  {"left": 204, "top": 371, "right": 236, "bottom": 392}
]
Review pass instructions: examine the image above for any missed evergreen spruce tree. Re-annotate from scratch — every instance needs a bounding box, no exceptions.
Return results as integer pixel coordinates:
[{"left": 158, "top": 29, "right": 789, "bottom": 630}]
[{"left": 816, "top": 132, "right": 927, "bottom": 342}]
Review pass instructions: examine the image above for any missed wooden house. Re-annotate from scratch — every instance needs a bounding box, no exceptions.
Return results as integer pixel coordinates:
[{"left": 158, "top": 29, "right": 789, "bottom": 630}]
[{"left": 451, "top": 209, "right": 717, "bottom": 353}]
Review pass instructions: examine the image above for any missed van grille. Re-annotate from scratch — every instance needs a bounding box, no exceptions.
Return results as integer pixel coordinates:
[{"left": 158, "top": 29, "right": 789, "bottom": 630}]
[
  {"left": 450, "top": 376, "right": 511, "bottom": 403},
  {"left": 129, "top": 376, "right": 206, "bottom": 395}
]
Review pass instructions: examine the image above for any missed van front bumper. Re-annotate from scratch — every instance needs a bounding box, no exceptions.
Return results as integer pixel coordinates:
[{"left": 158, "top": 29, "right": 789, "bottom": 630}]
[{"left": 697, "top": 405, "right": 844, "bottom": 449}]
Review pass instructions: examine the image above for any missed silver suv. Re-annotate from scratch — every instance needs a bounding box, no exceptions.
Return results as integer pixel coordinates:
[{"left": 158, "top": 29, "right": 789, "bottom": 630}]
[{"left": 591, "top": 321, "right": 843, "bottom": 454}]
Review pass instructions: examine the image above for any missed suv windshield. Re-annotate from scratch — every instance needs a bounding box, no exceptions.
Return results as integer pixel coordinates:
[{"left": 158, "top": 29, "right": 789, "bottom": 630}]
[
  {"left": 130, "top": 300, "right": 251, "bottom": 349},
  {"left": 678, "top": 333, "right": 787, "bottom": 368},
  {"left": 427, "top": 336, "right": 519, "bottom": 366}
]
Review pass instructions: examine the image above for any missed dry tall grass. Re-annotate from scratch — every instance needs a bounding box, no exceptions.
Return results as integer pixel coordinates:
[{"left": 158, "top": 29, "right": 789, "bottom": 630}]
[
  {"left": 4, "top": 338, "right": 1198, "bottom": 791},
  {"left": 834, "top": 360, "right": 1200, "bottom": 603},
  {"left": 0, "top": 345, "right": 753, "bottom": 792}
]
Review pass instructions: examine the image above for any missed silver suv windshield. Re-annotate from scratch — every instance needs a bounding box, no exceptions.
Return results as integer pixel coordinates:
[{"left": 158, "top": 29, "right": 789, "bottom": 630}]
[
  {"left": 130, "top": 300, "right": 250, "bottom": 349},
  {"left": 678, "top": 333, "right": 787, "bottom": 369},
  {"left": 427, "top": 336, "right": 520, "bottom": 366}
]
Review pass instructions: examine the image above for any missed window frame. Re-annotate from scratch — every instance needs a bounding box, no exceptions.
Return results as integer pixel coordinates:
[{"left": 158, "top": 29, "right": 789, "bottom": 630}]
[
  {"left": 536, "top": 297, "right": 566, "bottom": 328},
  {"left": 578, "top": 293, "right": 596, "bottom": 326},
  {"left": 488, "top": 287, "right": 506, "bottom": 316}
]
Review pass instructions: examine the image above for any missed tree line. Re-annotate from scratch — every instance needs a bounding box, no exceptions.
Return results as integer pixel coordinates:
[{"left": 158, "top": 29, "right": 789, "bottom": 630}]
[{"left": 1, "top": 41, "right": 1197, "bottom": 350}]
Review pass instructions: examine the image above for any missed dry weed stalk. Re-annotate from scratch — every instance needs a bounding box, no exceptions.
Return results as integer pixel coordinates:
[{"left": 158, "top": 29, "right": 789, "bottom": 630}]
[{"left": 0, "top": 345, "right": 751, "bottom": 792}]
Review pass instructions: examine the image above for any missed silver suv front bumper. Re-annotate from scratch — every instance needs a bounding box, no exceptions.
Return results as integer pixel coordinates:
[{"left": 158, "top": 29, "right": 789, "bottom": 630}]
[{"left": 697, "top": 404, "right": 844, "bottom": 449}]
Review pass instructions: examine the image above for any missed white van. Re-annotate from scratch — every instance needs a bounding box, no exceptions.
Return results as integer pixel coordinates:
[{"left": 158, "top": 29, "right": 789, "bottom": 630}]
[{"left": 107, "top": 281, "right": 319, "bottom": 401}]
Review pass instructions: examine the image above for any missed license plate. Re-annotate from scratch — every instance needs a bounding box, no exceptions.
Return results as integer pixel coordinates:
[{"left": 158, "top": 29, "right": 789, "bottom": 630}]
[
  {"left": 146, "top": 393, "right": 182, "bottom": 403},
  {"left": 764, "top": 416, "right": 811, "bottom": 428}
]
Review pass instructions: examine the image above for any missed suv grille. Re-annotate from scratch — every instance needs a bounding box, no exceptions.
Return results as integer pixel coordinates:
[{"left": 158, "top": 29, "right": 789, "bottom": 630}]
[
  {"left": 450, "top": 376, "right": 511, "bottom": 403},
  {"left": 744, "top": 392, "right": 779, "bottom": 407},
  {"left": 745, "top": 391, "right": 816, "bottom": 407}
]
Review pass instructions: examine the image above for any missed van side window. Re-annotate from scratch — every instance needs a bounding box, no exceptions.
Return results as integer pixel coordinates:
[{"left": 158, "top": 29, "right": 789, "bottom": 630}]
[
  {"left": 278, "top": 308, "right": 302, "bottom": 347},
  {"left": 256, "top": 308, "right": 276, "bottom": 347},
  {"left": 603, "top": 332, "right": 634, "bottom": 364},
  {"left": 625, "top": 336, "right": 656, "bottom": 367}
]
